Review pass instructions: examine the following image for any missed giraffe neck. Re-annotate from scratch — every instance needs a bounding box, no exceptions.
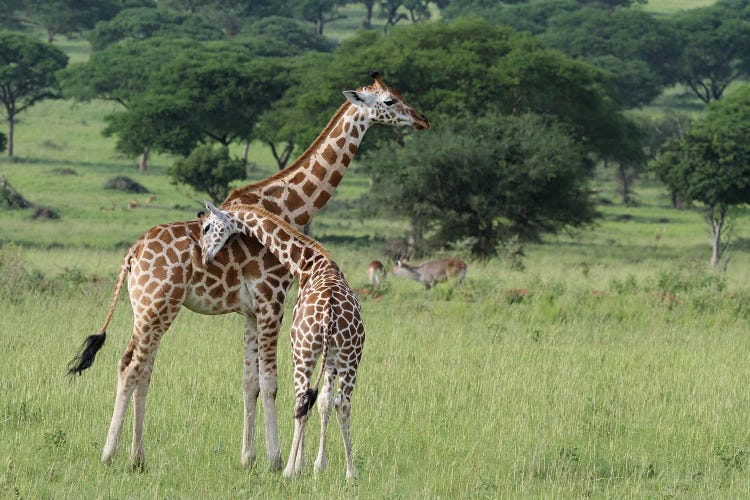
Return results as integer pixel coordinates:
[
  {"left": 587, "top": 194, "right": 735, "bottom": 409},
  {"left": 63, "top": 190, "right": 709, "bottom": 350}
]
[
  {"left": 224, "top": 102, "right": 371, "bottom": 229},
  {"left": 230, "top": 206, "right": 330, "bottom": 284}
]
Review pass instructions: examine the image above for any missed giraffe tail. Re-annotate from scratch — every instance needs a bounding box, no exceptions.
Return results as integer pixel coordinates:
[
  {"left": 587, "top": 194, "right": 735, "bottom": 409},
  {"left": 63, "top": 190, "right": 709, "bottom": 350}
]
[
  {"left": 67, "top": 241, "right": 138, "bottom": 377},
  {"left": 294, "top": 308, "right": 333, "bottom": 419}
]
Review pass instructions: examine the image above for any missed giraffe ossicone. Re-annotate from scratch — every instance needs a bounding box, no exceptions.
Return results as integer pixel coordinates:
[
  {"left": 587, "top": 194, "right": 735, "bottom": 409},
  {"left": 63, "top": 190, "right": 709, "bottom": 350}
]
[
  {"left": 66, "top": 72, "right": 427, "bottom": 472},
  {"left": 200, "top": 202, "right": 365, "bottom": 479}
]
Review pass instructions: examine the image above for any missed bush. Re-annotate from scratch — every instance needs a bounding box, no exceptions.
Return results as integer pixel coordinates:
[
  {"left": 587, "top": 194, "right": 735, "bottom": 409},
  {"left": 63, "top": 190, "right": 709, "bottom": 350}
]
[{"left": 104, "top": 176, "right": 149, "bottom": 193}]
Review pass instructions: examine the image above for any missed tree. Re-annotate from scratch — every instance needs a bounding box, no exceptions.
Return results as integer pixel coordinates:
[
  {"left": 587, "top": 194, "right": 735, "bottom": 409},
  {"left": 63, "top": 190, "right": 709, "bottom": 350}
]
[
  {"left": 0, "top": 31, "right": 68, "bottom": 157},
  {"left": 25, "top": 0, "right": 121, "bottom": 42},
  {"left": 364, "top": 113, "right": 596, "bottom": 256},
  {"left": 272, "top": 20, "right": 628, "bottom": 161},
  {"left": 169, "top": 144, "right": 246, "bottom": 204},
  {"left": 102, "top": 44, "right": 291, "bottom": 165},
  {"left": 87, "top": 7, "right": 223, "bottom": 50},
  {"left": 59, "top": 37, "right": 200, "bottom": 169},
  {"left": 540, "top": 6, "right": 682, "bottom": 108},
  {"left": 652, "top": 85, "right": 750, "bottom": 269},
  {"left": 672, "top": 2, "right": 750, "bottom": 103},
  {"left": 296, "top": 0, "right": 346, "bottom": 34}
]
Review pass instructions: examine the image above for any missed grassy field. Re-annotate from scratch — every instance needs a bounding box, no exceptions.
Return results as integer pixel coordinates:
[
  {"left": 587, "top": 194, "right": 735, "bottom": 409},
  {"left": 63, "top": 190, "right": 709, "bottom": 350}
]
[{"left": 4, "top": 6, "right": 750, "bottom": 497}]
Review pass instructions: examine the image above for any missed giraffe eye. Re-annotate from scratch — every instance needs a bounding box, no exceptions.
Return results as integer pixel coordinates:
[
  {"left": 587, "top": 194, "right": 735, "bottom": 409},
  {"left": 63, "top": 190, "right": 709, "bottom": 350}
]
[
  {"left": 384, "top": 98, "right": 396, "bottom": 106},
  {"left": 202, "top": 223, "right": 211, "bottom": 235}
]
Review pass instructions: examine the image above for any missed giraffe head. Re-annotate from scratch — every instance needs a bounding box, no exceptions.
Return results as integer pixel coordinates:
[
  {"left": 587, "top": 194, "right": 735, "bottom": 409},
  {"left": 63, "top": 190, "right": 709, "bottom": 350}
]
[
  {"left": 343, "top": 70, "right": 430, "bottom": 131},
  {"left": 200, "top": 201, "right": 239, "bottom": 266}
]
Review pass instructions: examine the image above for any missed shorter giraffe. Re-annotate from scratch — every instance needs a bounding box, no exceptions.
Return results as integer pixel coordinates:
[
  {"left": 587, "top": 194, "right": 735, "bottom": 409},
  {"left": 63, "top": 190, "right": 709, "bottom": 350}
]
[{"left": 200, "top": 202, "right": 365, "bottom": 479}]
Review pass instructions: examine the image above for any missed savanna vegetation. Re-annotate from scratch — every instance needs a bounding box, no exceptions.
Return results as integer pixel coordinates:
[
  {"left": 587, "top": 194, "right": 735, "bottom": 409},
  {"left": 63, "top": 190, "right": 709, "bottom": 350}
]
[{"left": 4, "top": 0, "right": 750, "bottom": 497}]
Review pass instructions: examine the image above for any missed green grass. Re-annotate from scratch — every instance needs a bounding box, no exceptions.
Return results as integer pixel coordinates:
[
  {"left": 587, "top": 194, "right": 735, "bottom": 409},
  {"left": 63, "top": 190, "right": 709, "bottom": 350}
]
[
  {"left": 5, "top": 9, "right": 750, "bottom": 496},
  {"left": 644, "top": 0, "right": 716, "bottom": 14}
]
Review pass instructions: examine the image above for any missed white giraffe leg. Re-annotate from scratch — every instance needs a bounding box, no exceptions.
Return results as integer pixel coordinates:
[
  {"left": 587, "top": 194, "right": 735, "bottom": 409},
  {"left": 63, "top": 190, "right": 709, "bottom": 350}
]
[
  {"left": 240, "top": 318, "right": 259, "bottom": 467},
  {"left": 258, "top": 316, "right": 282, "bottom": 470},
  {"left": 130, "top": 364, "right": 154, "bottom": 469},
  {"left": 283, "top": 418, "right": 306, "bottom": 478},
  {"left": 294, "top": 423, "right": 306, "bottom": 474},
  {"left": 101, "top": 370, "right": 134, "bottom": 465},
  {"left": 314, "top": 367, "right": 336, "bottom": 475},
  {"left": 336, "top": 396, "right": 358, "bottom": 480}
]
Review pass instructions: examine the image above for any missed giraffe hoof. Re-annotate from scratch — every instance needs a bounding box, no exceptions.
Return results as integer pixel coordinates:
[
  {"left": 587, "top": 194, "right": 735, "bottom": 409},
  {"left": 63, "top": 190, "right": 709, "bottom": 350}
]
[
  {"left": 269, "top": 454, "right": 283, "bottom": 471},
  {"left": 240, "top": 452, "right": 257, "bottom": 469}
]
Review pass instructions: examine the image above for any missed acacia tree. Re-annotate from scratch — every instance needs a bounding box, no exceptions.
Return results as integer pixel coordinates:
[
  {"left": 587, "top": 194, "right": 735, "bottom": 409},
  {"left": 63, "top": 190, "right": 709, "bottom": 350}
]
[
  {"left": 652, "top": 85, "right": 750, "bottom": 269},
  {"left": 59, "top": 37, "right": 199, "bottom": 170},
  {"left": 365, "top": 113, "right": 596, "bottom": 256},
  {"left": 0, "top": 31, "right": 68, "bottom": 157},
  {"left": 672, "top": 2, "right": 750, "bottom": 103}
]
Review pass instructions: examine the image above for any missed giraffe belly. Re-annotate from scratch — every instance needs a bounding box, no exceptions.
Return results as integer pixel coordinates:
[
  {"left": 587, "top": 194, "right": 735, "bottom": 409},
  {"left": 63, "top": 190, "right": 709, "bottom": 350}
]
[{"left": 182, "top": 271, "right": 256, "bottom": 315}]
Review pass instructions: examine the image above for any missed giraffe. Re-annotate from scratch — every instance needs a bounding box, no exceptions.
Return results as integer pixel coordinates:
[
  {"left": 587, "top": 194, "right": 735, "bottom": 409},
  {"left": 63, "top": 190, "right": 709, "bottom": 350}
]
[
  {"left": 67, "top": 71, "right": 428, "bottom": 471},
  {"left": 200, "top": 202, "right": 364, "bottom": 479}
]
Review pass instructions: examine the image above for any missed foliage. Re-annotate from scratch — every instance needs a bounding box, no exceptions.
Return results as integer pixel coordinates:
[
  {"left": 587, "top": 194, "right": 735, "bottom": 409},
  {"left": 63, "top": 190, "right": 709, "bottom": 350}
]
[
  {"left": 59, "top": 37, "right": 200, "bottom": 107},
  {"left": 0, "top": 31, "right": 68, "bottom": 156},
  {"left": 25, "top": 0, "right": 122, "bottom": 42},
  {"left": 87, "top": 6, "right": 223, "bottom": 50},
  {"left": 236, "top": 16, "right": 336, "bottom": 56},
  {"left": 273, "top": 20, "right": 628, "bottom": 160},
  {"left": 101, "top": 43, "right": 290, "bottom": 157},
  {"left": 363, "top": 112, "right": 596, "bottom": 256},
  {"left": 169, "top": 144, "right": 246, "bottom": 203},
  {"left": 540, "top": 6, "right": 682, "bottom": 108},
  {"left": 652, "top": 85, "right": 750, "bottom": 266},
  {"left": 671, "top": 1, "right": 750, "bottom": 103}
]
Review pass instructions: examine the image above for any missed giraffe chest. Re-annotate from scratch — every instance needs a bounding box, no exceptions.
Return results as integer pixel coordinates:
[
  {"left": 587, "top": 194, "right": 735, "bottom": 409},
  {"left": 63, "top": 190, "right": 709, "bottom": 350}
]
[{"left": 182, "top": 234, "right": 293, "bottom": 317}]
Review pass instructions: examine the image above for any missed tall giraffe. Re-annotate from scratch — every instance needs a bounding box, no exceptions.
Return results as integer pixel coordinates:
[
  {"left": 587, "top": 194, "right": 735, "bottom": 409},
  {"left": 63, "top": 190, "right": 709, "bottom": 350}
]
[
  {"left": 67, "top": 72, "right": 429, "bottom": 470},
  {"left": 200, "top": 202, "right": 365, "bottom": 479}
]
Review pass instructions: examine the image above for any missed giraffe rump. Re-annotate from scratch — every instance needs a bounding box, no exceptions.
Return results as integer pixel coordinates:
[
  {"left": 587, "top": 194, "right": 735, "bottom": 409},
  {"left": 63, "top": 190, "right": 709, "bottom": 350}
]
[{"left": 67, "top": 331, "right": 107, "bottom": 376}]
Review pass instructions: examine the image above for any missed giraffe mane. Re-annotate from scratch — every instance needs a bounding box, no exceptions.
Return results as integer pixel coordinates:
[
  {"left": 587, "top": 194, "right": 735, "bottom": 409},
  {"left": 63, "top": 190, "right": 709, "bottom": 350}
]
[
  {"left": 225, "top": 204, "right": 332, "bottom": 262},
  {"left": 225, "top": 102, "right": 353, "bottom": 202}
]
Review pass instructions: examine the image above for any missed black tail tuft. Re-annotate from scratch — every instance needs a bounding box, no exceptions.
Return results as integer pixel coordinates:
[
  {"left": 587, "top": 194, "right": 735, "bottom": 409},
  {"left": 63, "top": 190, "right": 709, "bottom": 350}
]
[
  {"left": 294, "top": 388, "right": 318, "bottom": 419},
  {"left": 67, "top": 331, "right": 107, "bottom": 377}
]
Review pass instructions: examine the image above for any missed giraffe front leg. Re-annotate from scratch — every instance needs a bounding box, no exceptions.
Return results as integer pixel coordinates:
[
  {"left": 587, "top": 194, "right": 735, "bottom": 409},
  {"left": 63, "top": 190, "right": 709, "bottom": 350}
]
[
  {"left": 257, "top": 316, "right": 282, "bottom": 470},
  {"left": 241, "top": 318, "right": 260, "bottom": 468}
]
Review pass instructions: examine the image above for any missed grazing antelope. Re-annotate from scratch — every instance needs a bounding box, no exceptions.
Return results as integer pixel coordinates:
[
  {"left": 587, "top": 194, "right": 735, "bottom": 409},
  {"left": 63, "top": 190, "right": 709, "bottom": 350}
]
[
  {"left": 200, "top": 202, "right": 365, "bottom": 479},
  {"left": 391, "top": 258, "right": 467, "bottom": 289},
  {"left": 145, "top": 195, "right": 157, "bottom": 204},
  {"left": 367, "top": 260, "right": 386, "bottom": 285},
  {"left": 126, "top": 200, "right": 138, "bottom": 210}
]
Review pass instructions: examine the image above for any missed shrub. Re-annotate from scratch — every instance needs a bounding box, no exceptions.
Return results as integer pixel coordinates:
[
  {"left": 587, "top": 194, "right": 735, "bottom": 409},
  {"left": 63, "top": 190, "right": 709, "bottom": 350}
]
[{"left": 104, "top": 176, "right": 149, "bottom": 193}]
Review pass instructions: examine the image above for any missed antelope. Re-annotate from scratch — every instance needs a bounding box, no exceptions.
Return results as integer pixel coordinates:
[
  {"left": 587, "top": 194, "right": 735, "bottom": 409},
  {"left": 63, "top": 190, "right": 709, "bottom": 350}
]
[
  {"left": 367, "top": 260, "right": 386, "bottom": 285},
  {"left": 391, "top": 258, "right": 467, "bottom": 289}
]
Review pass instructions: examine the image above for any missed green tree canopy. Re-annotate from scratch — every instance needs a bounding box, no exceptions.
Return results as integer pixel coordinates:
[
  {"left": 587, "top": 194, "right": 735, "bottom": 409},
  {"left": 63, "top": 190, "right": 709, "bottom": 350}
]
[
  {"left": 671, "top": 1, "right": 750, "bottom": 103},
  {"left": 540, "top": 6, "right": 681, "bottom": 107},
  {"left": 102, "top": 42, "right": 291, "bottom": 161},
  {"left": 270, "top": 20, "right": 628, "bottom": 161},
  {"left": 0, "top": 31, "right": 68, "bottom": 156},
  {"left": 364, "top": 112, "right": 596, "bottom": 256},
  {"left": 87, "top": 6, "right": 223, "bottom": 50},
  {"left": 652, "top": 85, "right": 750, "bottom": 268},
  {"left": 26, "top": 0, "right": 122, "bottom": 42}
]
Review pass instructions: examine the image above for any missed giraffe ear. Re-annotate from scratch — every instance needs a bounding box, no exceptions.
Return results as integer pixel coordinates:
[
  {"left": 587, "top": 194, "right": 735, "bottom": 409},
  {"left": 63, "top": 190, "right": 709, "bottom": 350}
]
[
  {"left": 205, "top": 201, "right": 226, "bottom": 220},
  {"left": 344, "top": 90, "right": 375, "bottom": 107}
]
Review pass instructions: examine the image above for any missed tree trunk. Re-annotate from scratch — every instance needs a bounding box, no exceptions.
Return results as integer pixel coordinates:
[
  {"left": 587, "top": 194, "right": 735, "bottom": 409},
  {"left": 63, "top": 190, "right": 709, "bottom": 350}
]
[
  {"left": 138, "top": 147, "right": 150, "bottom": 172},
  {"left": 242, "top": 140, "right": 250, "bottom": 165},
  {"left": 708, "top": 204, "right": 727, "bottom": 270},
  {"left": 7, "top": 113, "right": 14, "bottom": 157},
  {"left": 617, "top": 161, "right": 629, "bottom": 205}
]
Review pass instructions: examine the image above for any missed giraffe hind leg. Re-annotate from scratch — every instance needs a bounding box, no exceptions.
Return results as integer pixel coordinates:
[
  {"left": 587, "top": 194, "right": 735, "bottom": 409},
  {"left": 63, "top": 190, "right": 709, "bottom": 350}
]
[{"left": 314, "top": 365, "right": 336, "bottom": 475}]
